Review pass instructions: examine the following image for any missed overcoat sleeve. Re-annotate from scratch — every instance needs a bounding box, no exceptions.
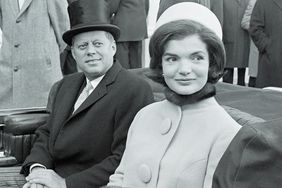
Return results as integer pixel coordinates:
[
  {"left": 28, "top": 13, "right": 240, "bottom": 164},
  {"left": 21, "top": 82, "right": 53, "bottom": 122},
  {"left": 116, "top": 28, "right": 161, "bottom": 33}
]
[
  {"left": 21, "top": 81, "right": 62, "bottom": 175},
  {"left": 212, "top": 119, "right": 282, "bottom": 188},
  {"left": 249, "top": 0, "right": 269, "bottom": 53},
  {"left": 106, "top": 107, "right": 145, "bottom": 187},
  {"left": 203, "top": 129, "right": 240, "bottom": 188},
  {"left": 241, "top": 0, "right": 256, "bottom": 30},
  {"left": 47, "top": 0, "right": 69, "bottom": 52}
]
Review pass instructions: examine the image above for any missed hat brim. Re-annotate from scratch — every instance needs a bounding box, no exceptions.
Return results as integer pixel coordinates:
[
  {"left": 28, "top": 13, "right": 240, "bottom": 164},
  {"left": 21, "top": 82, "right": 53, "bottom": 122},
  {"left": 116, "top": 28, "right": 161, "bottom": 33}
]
[{"left": 63, "top": 24, "right": 120, "bottom": 46}]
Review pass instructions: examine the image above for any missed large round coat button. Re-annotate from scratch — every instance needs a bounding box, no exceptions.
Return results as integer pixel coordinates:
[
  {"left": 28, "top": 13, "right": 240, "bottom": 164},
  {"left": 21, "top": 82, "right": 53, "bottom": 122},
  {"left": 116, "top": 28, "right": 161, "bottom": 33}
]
[
  {"left": 160, "top": 118, "right": 172, "bottom": 135},
  {"left": 138, "top": 164, "right": 152, "bottom": 183}
]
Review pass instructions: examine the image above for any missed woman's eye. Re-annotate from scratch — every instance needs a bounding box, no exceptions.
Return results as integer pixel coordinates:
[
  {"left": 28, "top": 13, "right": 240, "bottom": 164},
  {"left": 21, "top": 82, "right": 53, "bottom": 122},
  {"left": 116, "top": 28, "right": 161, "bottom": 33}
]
[
  {"left": 192, "top": 55, "right": 204, "bottom": 61},
  {"left": 166, "top": 56, "right": 177, "bottom": 63}
]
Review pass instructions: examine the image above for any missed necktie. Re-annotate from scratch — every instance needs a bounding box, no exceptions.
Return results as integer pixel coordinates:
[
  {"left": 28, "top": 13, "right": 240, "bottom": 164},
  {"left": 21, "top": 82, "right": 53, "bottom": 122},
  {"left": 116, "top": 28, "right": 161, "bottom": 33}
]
[{"left": 73, "top": 82, "right": 93, "bottom": 112}]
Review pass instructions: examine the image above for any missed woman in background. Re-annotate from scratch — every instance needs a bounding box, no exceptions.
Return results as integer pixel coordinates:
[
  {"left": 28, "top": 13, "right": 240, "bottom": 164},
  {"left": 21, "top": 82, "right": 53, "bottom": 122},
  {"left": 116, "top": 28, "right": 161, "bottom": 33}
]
[{"left": 107, "top": 3, "right": 241, "bottom": 188}]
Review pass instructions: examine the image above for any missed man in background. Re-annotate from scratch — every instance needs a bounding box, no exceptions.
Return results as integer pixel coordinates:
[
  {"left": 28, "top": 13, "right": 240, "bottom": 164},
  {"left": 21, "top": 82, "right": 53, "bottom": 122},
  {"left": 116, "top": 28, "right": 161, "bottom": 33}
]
[
  {"left": 0, "top": 0, "right": 69, "bottom": 109},
  {"left": 109, "top": 0, "right": 150, "bottom": 69}
]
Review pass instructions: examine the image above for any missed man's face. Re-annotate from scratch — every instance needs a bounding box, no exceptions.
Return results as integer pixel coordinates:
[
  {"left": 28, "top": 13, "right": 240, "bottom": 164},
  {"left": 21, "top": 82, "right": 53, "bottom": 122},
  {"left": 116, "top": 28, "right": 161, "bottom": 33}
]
[{"left": 71, "top": 31, "right": 116, "bottom": 80}]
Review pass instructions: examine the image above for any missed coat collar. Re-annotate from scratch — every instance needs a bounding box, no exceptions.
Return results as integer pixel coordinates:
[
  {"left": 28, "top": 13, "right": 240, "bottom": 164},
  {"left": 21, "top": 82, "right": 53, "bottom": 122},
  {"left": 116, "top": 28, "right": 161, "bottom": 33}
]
[
  {"left": 71, "top": 61, "right": 122, "bottom": 116},
  {"left": 272, "top": 0, "right": 282, "bottom": 12},
  {"left": 17, "top": 0, "right": 33, "bottom": 18},
  {"left": 51, "top": 61, "right": 122, "bottom": 139},
  {"left": 9, "top": 0, "right": 20, "bottom": 17}
]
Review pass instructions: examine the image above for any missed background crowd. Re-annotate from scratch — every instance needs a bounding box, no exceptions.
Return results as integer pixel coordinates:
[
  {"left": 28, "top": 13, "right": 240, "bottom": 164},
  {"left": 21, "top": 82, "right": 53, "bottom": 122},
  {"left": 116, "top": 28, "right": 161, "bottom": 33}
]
[{"left": 0, "top": 0, "right": 282, "bottom": 110}]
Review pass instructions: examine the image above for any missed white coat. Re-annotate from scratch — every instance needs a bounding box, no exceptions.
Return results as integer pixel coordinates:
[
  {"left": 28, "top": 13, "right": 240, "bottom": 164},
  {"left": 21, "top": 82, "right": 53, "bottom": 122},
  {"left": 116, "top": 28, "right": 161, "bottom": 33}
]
[{"left": 108, "top": 98, "right": 241, "bottom": 188}]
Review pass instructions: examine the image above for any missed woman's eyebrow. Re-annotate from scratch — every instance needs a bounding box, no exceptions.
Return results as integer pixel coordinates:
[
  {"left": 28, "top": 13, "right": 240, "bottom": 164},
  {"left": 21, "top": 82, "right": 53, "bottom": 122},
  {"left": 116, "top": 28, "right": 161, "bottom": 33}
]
[{"left": 163, "top": 52, "right": 177, "bottom": 56}]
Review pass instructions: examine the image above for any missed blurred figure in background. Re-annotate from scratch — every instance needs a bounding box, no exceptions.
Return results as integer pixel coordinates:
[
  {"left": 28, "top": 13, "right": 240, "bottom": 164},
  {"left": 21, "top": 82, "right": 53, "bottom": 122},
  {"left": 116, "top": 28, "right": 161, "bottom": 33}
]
[
  {"left": 250, "top": 0, "right": 282, "bottom": 88},
  {"left": 222, "top": 0, "right": 250, "bottom": 86},
  {"left": 109, "top": 0, "right": 149, "bottom": 69},
  {"left": 0, "top": 0, "right": 69, "bottom": 109},
  {"left": 156, "top": 0, "right": 224, "bottom": 25},
  {"left": 0, "top": 29, "right": 2, "bottom": 49},
  {"left": 241, "top": 0, "right": 258, "bottom": 87},
  {"left": 60, "top": 0, "right": 78, "bottom": 76}
]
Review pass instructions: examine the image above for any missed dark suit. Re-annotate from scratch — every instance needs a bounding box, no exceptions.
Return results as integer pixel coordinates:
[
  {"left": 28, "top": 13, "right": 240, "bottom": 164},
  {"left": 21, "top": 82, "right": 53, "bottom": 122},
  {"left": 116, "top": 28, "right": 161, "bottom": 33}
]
[
  {"left": 109, "top": 0, "right": 149, "bottom": 69},
  {"left": 212, "top": 118, "right": 282, "bottom": 188},
  {"left": 21, "top": 62, "right": 154, "bottom": 187}
]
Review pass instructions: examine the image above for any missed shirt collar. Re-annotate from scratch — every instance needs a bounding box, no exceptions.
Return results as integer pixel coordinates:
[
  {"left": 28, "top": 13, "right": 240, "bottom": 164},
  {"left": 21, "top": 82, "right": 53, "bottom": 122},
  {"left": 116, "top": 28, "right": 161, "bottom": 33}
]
[{"left": 86, "top": 75, "right": 105, "bottom": 94}]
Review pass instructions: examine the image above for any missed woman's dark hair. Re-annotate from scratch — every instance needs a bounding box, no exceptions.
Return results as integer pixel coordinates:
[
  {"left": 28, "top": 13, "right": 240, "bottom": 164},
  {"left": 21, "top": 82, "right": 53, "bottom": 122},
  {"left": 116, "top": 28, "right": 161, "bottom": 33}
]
[{"left": 148, "top": 19, "right": 225, "bottom": 85}]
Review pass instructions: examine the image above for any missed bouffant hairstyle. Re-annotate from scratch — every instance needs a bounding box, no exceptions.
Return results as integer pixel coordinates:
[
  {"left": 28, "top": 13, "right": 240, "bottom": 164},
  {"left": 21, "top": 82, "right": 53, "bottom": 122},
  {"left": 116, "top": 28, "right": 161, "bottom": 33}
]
[{"left": 148, "top": 19, "right": 225, "bottom": 85}]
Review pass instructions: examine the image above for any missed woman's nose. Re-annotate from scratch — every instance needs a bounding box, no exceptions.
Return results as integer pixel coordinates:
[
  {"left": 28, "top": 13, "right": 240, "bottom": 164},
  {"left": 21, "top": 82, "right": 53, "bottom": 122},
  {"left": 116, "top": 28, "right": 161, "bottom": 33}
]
[{"left": 179, "top": 60, "right": 192, "bottom": 75}]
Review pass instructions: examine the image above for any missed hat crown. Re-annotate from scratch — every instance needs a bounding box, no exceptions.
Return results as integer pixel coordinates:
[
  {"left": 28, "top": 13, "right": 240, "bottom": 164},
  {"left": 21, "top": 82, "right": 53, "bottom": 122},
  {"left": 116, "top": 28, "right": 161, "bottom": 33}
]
[
  {"left": 156, "top": 2, "right": 222, "bottom": 39},
  {"left": 68, "top": 0, "right": 110, "bottom": 30}
]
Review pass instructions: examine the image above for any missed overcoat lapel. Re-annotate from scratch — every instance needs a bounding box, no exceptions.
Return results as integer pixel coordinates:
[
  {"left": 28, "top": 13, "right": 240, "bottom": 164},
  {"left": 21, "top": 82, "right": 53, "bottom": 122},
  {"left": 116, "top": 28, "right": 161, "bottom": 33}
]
[
  {"left": 17, "top": 0, "right": 32, "bottom": 18},
  {"left": 51, "top": 62, "right": 122, "bottom": 140},
  {"left": 272, "top": 0, "right": 282, "bottom": 12},
  {"left": 71, "top": 62, "right": 122, "bottom": 116},
  {"left": 9, "top": 0, "right": 20, "bottom": 17},
  {"left": 51, "top": 73, "right": 85, "bottom": 139}
]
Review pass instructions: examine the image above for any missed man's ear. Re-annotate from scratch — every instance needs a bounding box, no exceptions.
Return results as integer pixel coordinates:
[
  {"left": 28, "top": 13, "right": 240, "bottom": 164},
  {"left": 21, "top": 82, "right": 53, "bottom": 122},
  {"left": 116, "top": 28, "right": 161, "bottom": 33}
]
[
  {"left": 112, "top": 42, "right": 117, "bottom": 55},
  {"left": 71, "top": 46, "right": 76, "bottom": 60}
]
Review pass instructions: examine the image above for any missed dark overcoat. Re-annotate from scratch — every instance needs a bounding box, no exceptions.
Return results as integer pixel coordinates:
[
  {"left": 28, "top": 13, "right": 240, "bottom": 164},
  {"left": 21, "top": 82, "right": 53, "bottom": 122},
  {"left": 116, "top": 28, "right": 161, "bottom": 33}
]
[
  {"left": 212, "top": 118, "right": 282, "bottom": 188},
  {"left": 108, "top": 0, "right": 149, "bottom": 42},
  {"left": 223, "top": 0, "right": 250, "bottom": 68},
  {"left": 249, "top": 0, "right": 282, "bottom": 87},
  {"left": 21, "top": 62, "right": 154, "bottom": 187}
]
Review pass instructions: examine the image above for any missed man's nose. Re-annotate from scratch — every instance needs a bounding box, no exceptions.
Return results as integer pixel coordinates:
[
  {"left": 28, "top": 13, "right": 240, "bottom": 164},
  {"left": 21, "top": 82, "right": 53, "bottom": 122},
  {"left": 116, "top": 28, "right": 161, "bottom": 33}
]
[{"left": 86, "top": 44, "right": 96, "bottom": 55}]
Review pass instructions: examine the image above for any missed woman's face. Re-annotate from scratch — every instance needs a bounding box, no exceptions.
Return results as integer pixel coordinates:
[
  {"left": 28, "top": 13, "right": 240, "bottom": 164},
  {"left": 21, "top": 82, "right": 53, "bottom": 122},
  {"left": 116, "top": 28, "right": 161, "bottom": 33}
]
[{"left": 162, "top": 34, "right": 209, "bottom": 95}]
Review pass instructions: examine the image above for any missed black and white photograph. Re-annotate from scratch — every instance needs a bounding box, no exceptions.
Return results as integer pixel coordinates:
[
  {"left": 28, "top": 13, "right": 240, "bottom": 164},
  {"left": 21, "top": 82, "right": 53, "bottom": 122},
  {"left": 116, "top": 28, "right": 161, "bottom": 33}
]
[{"left": 0, "top": 0, "right": 282, "bottom": 187}]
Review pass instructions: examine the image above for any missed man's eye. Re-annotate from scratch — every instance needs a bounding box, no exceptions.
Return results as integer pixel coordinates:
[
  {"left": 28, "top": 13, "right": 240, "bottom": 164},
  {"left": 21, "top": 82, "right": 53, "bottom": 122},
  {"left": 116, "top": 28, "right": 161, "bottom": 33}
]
[
  {"left": 78, "top": 44, "right": 87, "bottom": 50},
  {"left": 94, "top": 42, "right": 103, "bottom": 47}
]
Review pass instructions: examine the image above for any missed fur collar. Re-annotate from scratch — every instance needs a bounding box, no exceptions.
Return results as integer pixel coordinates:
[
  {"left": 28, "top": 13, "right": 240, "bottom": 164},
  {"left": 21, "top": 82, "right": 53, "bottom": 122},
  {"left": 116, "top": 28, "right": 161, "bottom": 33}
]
[{"left": 164, "top": 82, "right": 216, "bottom": 106}]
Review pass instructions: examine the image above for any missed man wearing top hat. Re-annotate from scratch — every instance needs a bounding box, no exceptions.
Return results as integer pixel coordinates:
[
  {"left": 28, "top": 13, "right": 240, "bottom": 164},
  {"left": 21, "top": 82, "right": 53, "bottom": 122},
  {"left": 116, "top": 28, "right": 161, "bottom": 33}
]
[{"left": 20, "top": 0, "right": 154, "bottom": 187}]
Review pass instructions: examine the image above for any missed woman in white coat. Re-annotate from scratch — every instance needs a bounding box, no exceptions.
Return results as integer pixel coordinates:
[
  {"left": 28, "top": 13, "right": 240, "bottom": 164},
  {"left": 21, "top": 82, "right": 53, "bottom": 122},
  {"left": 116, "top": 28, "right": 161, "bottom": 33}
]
[{"left": 107, "top": 3, "right": 241, "bottom": 188}]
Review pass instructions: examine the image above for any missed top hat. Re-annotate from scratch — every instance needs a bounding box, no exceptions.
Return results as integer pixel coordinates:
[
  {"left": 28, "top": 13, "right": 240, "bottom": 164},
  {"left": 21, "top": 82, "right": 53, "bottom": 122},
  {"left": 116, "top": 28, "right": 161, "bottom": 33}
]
[
  {"left": 62, "top": 0, "right": 120, "bottom": 46},
  {"left": 156, "top": 2, "right": 222, "bottom": 39}
]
